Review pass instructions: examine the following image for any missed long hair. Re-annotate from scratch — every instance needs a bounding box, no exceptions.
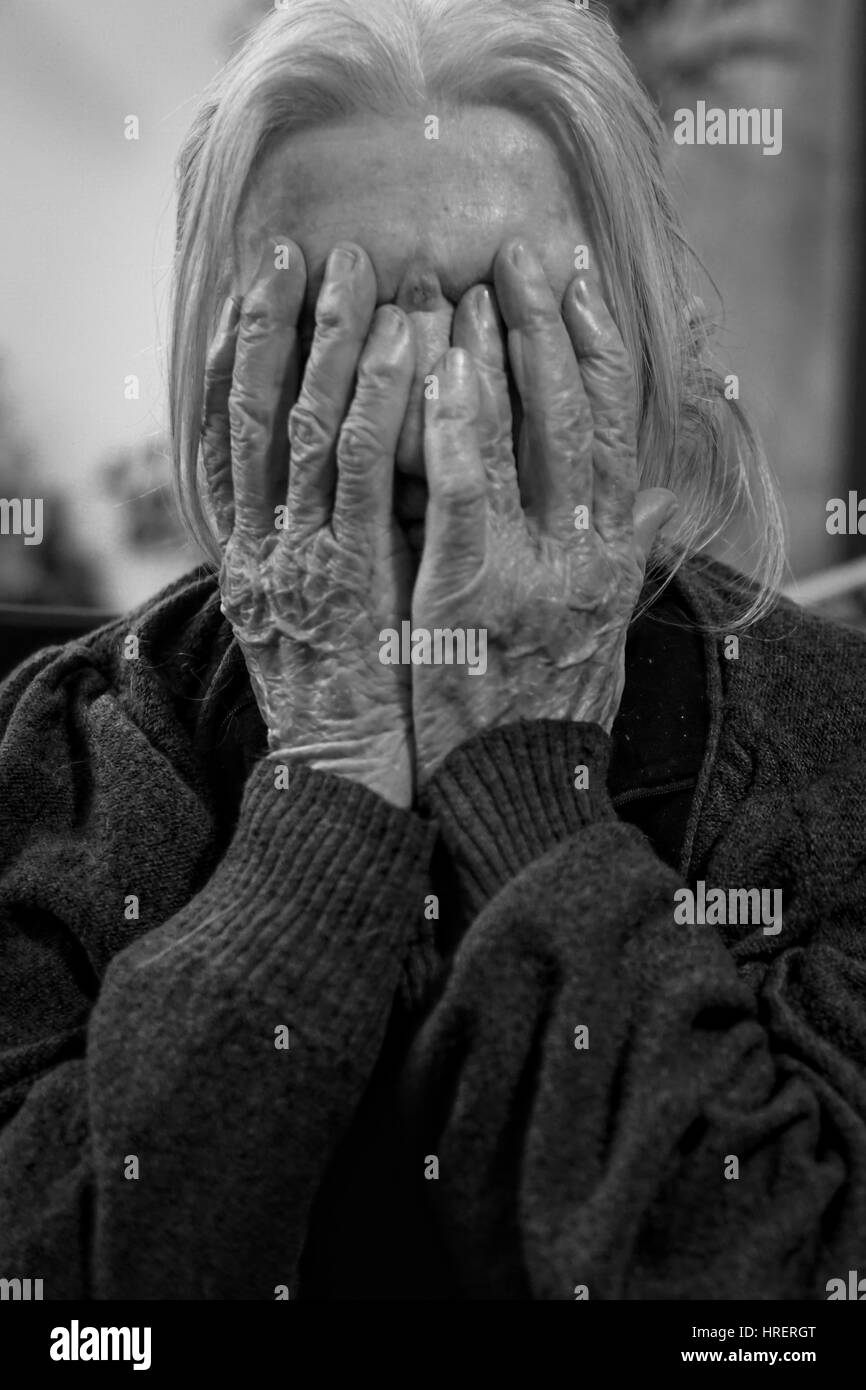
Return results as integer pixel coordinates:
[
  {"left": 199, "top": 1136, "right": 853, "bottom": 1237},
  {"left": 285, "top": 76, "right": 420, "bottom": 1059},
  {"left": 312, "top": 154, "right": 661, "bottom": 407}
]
[{"left": 169, "top": 0, "right": 786, "bottom": 628}]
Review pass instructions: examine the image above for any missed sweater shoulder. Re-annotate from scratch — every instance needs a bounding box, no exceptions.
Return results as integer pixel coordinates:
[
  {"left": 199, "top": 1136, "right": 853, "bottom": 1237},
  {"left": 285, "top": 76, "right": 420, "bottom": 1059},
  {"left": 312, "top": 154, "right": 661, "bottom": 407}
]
[
  {"left": 0, "top": 564, "right": 241, "bottom": 767},
  {"left": 677, "top": 553, "right": 866, "bottom": 773}
]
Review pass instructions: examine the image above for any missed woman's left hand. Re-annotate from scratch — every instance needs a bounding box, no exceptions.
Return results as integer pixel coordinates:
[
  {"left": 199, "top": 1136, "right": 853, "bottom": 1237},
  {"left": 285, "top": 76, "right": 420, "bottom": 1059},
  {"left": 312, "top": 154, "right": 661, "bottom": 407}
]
[{"left": 411, "top": 238, "right": 679, "bottom": 784}]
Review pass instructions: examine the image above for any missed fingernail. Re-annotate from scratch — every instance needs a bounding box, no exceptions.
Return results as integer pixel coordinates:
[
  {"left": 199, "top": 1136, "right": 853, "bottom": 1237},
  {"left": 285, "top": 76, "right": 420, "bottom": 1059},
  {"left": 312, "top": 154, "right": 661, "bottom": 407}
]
[
  {"left": 473, "top": 284, "right": 498, "bottom": 331},
  {"left": 326, "top": 246, "right": 358, "bottom": 280},
  {"left": 571, "top": 277, "right": 605, "bottom": 331},
  {"left": 378, "top": 305, "right": 406, "bottom": 336},
  {"left": 508, "top": 240, "right": 537, "bottom": 273},
  {"left": 218, "top": 297, "right": 240, "bottom": 334}
]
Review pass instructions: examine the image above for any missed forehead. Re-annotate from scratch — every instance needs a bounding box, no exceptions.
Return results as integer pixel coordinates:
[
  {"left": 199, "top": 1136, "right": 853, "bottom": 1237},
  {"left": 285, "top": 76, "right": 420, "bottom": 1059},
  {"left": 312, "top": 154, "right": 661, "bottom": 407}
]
[{"left": 234, "top": 106, "right": 589, "bottom": 311}]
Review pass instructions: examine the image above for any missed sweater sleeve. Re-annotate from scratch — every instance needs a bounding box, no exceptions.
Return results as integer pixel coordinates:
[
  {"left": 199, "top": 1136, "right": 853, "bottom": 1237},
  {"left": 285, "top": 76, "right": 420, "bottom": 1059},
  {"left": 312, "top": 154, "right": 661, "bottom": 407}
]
[
  {"left": 404, "top": 718, "right": 866, "bottom": 1300},
  {"left": 0, "top": 649, "right": 436, "bottom": 1299}
]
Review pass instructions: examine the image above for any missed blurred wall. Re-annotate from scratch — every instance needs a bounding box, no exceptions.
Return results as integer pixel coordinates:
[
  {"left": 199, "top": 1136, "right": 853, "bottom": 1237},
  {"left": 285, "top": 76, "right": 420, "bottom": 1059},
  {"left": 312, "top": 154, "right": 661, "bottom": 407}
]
[
  {"left": 0, "top": 0, "right": 241, "bottom": 608},
  {"left": 653, "top": 0, "right": 861, "bottom": 577}
]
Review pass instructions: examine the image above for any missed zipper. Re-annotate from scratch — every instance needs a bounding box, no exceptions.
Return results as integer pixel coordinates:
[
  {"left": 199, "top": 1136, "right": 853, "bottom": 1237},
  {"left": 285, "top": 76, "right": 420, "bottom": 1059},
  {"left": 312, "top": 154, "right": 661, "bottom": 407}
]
[
  {"left": 219, "top": 696, "right": 258, "bottom": 734},
  {"left": 611, "top": 777, "right": 697, "bottom": 808}
]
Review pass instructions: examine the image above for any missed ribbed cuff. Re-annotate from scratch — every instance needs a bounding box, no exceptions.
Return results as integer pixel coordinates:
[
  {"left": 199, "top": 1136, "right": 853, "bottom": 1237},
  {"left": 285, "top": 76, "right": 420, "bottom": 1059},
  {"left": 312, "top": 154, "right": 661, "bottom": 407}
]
[
  {"left": 129, "top": 758, "right": 438, "bottom": 1047},
  {"left": 420, "top": 720, "right": 617, "bottom": 916}
]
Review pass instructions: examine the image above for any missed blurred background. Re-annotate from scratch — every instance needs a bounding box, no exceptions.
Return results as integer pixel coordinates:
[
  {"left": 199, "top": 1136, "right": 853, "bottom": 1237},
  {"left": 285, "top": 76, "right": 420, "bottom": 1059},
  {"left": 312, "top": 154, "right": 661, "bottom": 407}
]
[{"left": 0, "top": 0, "right": 864, "bottom": 663}]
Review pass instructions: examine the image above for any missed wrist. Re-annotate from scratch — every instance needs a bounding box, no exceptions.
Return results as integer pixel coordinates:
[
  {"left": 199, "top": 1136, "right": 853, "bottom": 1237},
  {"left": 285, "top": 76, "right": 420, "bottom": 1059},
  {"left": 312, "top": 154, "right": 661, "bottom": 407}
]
[
  {"left": 419, "top": 719, "right": 616, "bottom": 912},
  {"left": 267, "top": 732, "right": 414, "bottom": 809}
]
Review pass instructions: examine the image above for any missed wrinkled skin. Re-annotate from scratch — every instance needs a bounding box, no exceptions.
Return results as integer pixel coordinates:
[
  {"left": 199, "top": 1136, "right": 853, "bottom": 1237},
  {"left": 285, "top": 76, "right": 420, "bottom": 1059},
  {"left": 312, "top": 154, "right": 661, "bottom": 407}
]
[
  {"left": 201, "top": 111, "right": 677, "bottom": 807},
  {"left": 204, "top": 247, "right": 417, "bottom": 806},
  {"left": 412, "top": 240, "right": 674, "bottom": 781}
]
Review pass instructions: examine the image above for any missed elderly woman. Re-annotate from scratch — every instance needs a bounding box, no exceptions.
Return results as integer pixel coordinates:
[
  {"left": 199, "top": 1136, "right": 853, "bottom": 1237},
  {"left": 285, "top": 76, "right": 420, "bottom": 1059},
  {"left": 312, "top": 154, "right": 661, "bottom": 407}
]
[{"left": 1, "top": 0, "right": 864, "bottom": 1304}]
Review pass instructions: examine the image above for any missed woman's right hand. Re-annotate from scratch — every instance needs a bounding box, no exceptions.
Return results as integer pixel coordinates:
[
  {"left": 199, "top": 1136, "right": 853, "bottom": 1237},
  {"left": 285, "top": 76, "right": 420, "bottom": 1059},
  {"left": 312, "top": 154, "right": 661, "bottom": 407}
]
[{"left": 201, "top": 240, "right": 417, "bottom": 809}]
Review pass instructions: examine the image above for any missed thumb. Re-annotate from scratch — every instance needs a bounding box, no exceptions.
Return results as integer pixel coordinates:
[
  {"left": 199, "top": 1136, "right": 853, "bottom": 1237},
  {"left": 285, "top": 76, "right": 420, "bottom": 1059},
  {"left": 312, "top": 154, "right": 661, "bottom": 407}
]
[{"left": 632, "top": 488, "right": 679, "bottom": 567}]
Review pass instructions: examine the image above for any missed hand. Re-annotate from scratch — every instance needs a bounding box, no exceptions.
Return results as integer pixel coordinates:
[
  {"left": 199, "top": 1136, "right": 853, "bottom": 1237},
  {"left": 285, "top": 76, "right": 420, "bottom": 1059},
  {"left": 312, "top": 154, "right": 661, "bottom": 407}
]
[
  {"left": 201, "top": 240, "right": 417, "bottom": 808},
  {"left": 410, "top": 238, "right": 678, "bottom": 783}
]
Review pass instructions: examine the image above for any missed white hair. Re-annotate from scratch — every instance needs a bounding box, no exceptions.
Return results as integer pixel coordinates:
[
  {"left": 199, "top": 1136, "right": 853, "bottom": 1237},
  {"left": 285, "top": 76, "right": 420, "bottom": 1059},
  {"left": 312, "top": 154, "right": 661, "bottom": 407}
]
[{"left": 170, "top": 0, "right": 786, "bottom": 628}]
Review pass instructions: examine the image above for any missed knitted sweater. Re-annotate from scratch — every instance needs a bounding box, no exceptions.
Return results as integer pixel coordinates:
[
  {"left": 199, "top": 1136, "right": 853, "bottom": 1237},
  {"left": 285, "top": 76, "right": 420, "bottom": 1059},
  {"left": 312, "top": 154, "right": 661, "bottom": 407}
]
[{"left": 0, "top": 553, "right": 864, "bottom": 1301}]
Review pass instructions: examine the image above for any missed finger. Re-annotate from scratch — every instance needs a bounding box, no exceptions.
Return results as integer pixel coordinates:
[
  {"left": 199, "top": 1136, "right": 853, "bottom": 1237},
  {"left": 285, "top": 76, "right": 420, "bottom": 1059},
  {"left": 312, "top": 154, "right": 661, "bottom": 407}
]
[
  {"left": 331, "top": 305, "right": 414, "bottom": 545},
  {"left": 228, "top": 239, "right": 307, "bottom": 541},
  {"left": 287, "top": 244, "right": 378, "bottom": 537},
  {"left": 421, "top": 347, "right": 486, "bottom": 586},
  {"left": 562, "top": 273, "right": 639, "bottom": 544},
  {"left": 632, "top": 487, "right": 679, "bottom": 571},
  {"left": 202, "top": 296, "right": 240, "bottom": 545},
  {"left": 494, "top": 239, "right": 593, "bottom": 537},
  {"left": 451, "top": 284, "right": 522, "bottom": 526}
]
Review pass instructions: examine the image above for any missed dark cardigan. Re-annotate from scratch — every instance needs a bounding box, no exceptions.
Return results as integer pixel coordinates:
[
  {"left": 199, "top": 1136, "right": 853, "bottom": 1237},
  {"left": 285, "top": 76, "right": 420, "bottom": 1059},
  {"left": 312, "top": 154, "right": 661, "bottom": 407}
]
[{"left": 0, "top": 553, "right": 864, "bottom": 1300}]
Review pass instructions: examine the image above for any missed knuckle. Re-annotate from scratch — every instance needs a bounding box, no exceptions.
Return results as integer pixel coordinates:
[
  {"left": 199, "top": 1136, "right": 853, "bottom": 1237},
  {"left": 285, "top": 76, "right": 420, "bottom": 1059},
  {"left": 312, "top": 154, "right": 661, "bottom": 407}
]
[
  {"left": 228, "top": 383, "right": 270, "bottom": 435},
  {"left": 579, "top": 325, "right": 632, "bottom": 382},
  {"left": 239, "top": 297, "right": 283, "bottom": 340},
  {"left": 242, "top": 278, "right": 299, "bottom": 332},
  {"left": 548, "top": 407, "right": 592, "bottom": 452},
  {"left": 596, "top": 342, "right": 633, "bottom": 383},
  {"left": 288, "top": 401, "right": 330, "bottom": 455},
  {"left": 357, "top": 354, "right": 405, "bottom": 394},
  {"left": 589, "top": 375, "right": 637, "bottom": 428},
  {"left": 592, "top": 409, "right": 636, "bottom": 445},
  {"left": 313, "top": 298, "right": 349, "bottom": 337},
  {"left": 431, "top": 395, "right": 476, "bottom": 424},
  {"left": 432, "top": 473, "right": 485, "bottom": 507},
  {"left": 519, "top": 299, "right": 559, "bottom": 335},
  {"left": 337, "top": 419, "right": 381, "bottom": 470}
]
